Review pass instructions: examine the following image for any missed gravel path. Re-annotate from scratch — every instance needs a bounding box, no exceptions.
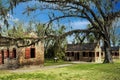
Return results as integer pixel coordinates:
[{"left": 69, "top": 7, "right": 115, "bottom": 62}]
[
  {"left": 6, "top": 61, "right": 93, "bottom": 73},
  {"left": 10, "top": 64, "right": 72, "bottom": 73}
]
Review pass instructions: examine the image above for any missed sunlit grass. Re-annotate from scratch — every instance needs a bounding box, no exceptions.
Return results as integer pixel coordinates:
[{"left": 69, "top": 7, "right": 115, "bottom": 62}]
[
  {"left": 0, "top": 59, "right": 120, "bottom": 80},
  {"left": 44, "top": 59, "right": 71, "bottom": 66}
]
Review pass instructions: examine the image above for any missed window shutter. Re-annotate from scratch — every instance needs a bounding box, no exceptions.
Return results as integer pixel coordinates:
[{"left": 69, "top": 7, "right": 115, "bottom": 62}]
[
  {"left": 25, "top": 48, "right": 30, "bottom": 59},
  {"left": 4, "top": 50, "right": 7, "bottom": 59},
  {"left": 0, "top": 53, "right": 2, "bottom": 64},
  {"left": 11, "top": 51, "right": 14, "bottom": 59}
]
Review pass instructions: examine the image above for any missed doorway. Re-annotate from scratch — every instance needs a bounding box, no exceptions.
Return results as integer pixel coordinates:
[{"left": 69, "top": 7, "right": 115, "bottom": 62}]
[{"left": 75, "top": 52, "right": 79, "bottom": 61}]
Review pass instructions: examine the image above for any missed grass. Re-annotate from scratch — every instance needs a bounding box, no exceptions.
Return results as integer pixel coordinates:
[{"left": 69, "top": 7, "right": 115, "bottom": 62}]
[
  {"left": 0, "top": 60, "right": 120, "bottom": 80},
  {"left": 44, "top": 59, "right": 71, "bottom": 66}
]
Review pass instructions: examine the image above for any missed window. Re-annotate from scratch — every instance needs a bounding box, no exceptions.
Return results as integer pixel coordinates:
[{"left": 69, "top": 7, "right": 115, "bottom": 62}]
[
  {"left": 13, "top": 48, "right": 16, "bottom": 58},
  {"left": 30, "top": 48, "right": 35, "bottom": 58},
  {"left": 101, "top": 53, "right": 103, "bottom": 56},
  {"left": 89, "top": 52, "right": 95, "bottom": 57},
  {"left": 115, "top": 52, "right": 118, "bottom": 56},
  {"left": 1, "top": 50, "right": 4, "bottom": 64},
  {"left": 83, "top": 52, "right": 85, "bottom": 57},
  {"left": 83, "top": 52, "right": 88, "bottom": 57},
  {"left": 66, "top": 52, "right": 70, "bottom": 57},
  {"left": 7, "top": 49, "right": 9, "bottom": 58},
  {"left": 72, "top": 52, "right": 74, "bottom": 56},
  {"left": 89, "top": 52, "right": 92, "bottom": 57},
  {"left": 25, "top": 48, "right": 35, "bottom": 59}
]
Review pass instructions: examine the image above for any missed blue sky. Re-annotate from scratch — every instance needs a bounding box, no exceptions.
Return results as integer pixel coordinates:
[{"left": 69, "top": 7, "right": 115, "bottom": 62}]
[
  {"left": 9, "top": 1, "right": 120, "bottom": 20},
  {"left": 9, "top": 1, "right": 120, "bottom": 30},
  {"left": 10, "top": 1, "right": 90, "bottom": 30},
  {"left": 10, "top": 1, "right": 120, "bottom": 30},
  {"left": 7, "top": 1, "right": 120, "bottom": 43}
]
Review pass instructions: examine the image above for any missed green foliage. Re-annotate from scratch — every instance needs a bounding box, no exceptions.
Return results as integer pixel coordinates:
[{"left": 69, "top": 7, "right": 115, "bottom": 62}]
[
  {"left": 87, "top": 33, "right": 95, "bottom": 43},
  {"left": 35, "top": 23, "right": 45, "bottom": 38},
  {"left": 7, "top": 23, "right": 26, "bottom": 38},
  {"left": 45, "top": 25, "right": 67, "bottom": 59}
]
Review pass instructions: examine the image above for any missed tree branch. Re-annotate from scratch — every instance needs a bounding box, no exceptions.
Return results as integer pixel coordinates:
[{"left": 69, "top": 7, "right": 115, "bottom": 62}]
[{"left": 45, "top": 14, "right": 87, "bottom": 35}]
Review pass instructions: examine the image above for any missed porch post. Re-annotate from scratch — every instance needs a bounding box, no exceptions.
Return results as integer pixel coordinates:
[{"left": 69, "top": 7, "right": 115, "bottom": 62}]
[
  {"left": 99, "top": 49, "right": 102, "bottom": 63},
  {"left": 95, "top": 51, "right": 97, "bottom": 62}
]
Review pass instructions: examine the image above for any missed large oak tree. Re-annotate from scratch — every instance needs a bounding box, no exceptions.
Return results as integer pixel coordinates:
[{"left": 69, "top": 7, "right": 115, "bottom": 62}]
[
  {"left": 0, "top": 0, "right": 120, "bottom": 63},
  {"left": 42, "top": 0, "right": 119, "bottom": 63},
  {"left": 29, "top": 0, "right": 120, "bottom": 63}
]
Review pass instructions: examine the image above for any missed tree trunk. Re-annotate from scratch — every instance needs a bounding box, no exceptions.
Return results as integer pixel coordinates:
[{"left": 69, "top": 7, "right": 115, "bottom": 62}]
[{"left": 103, "top": 40, "right": 113, "bottom": 63}]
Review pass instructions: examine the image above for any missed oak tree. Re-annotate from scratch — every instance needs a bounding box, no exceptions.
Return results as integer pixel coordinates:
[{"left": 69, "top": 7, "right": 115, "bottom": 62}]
[{"left": 1, "top": 0, "right": 120, "bottom": 63}]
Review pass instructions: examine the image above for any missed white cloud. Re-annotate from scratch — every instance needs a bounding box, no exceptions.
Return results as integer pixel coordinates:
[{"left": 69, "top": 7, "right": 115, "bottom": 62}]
[
  {"left": 64, "top": 20, "right": 90, "bottom": 43},
  {"left": 7, "top": 14, "right": 19, "bottom": 22},
  {"left": 70, "top": 20, "right": 90, "bottom": 29},
  {"left": 0, "top": 14, "right": 19, "bottom": 28},
  {"left": 0, "top": 22, "right": 4, "bottom": 27}
]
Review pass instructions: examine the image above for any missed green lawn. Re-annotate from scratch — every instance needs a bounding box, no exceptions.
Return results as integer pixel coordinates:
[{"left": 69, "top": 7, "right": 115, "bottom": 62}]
[
  {"left": 0, "top": 60, "right": 120, "bottom": 80},
  {"left": 44, "top": 59, "right": 71, "bottom": 66}
]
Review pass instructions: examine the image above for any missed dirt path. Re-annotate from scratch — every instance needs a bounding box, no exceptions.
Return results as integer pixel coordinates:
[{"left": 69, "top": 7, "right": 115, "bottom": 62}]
[
  {"left": 8, "top": 61, "right": 93, "bottom": 73},
  {"left": 10, "top": 64, "right": 72, "bottom": 73}
]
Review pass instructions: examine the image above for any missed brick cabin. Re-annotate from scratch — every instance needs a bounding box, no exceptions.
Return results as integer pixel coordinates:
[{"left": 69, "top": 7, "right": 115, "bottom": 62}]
[
  {"left": 65, "top": 43, "right": 102, "bottom": 63},
  {"left": 0, "top": 41, "right": 44, "bottom": 69},
  {"left": 65, "top": 43, "right": 120, "bottom": 63},
  {"left": 0, "top": 33, "right": 44, "bottom": 69}
]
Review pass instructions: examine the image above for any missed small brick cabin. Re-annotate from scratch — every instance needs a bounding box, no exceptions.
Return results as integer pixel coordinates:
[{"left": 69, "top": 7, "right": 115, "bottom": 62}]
[
  {"left": 0, "top": 41, "right": 44, "bottom": 69},
  {"left": 65, "top": 43, "right": 102, "bottom": 63}
]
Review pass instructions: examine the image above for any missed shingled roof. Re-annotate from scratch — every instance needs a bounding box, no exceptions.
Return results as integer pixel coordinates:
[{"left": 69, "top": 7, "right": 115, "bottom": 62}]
[
  {"left": 66, "top": 43, "right": 98, "bottom": 52},
  {"left": 101, "top": 46, "right": 119, "bottom": 51},
  {"left": 111, "top": 46, "right": 119, "bottom": 51}
]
